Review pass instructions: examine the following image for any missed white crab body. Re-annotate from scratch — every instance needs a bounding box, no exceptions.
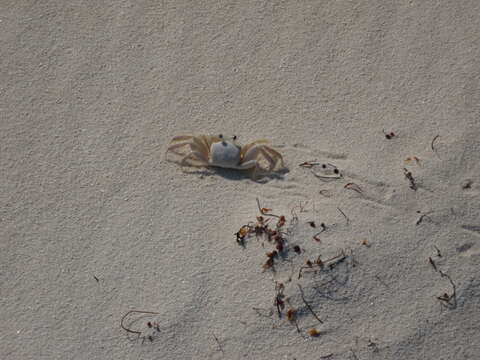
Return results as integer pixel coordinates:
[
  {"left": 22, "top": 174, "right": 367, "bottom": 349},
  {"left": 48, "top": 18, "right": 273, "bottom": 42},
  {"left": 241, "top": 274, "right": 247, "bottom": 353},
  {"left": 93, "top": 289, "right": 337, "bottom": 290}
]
[
  {"left": 167, "top": 134, "right": 284, "bottom": 178},
  {"left": 210, "top": 140, "right": 242, "bottom": 169}
]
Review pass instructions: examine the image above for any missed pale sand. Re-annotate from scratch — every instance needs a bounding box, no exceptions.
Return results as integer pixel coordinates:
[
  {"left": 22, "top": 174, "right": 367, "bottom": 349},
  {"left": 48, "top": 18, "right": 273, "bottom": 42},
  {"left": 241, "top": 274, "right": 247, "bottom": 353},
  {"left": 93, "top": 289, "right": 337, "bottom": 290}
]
[{"left": 1, "top": 1, "right": 479, "bottom": 359}]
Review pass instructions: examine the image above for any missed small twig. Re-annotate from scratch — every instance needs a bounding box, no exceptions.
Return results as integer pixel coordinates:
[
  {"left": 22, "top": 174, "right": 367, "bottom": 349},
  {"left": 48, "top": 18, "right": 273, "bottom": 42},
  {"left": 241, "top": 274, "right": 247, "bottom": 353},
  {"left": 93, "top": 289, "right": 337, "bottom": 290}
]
[
  {"left": 256, "top": 198, "right": 280, "bottom": 218},
  {"left": 297, "top": 284, "right": 323, "bottom": 324},
  {"left": 213, "top": 333, "right": 224, "bottom": 354},
  {"left": 299, "top": 160, "right": 320, "bottom": 168},
  {"left": 299, "top": 251, "right": 348, "bottom": 278},
  {"left": 416, "top": 212, "right": 433, "bottom": 225},
  {"left": 434, "top": 245, "right": 442, "bottom": 257},
  {"left": 293, "top": 318, "right": 301, "bottom": 333},
  {"left": 416, "top": 210, "right": 440, "bottom": 225},
  {"left": 326, "top": 250, "right": 347, "bottom": 270},
  {"left": 416, "top": 214, "right": 426, "bottom": 225},
  {"left": 313, "top": 231, "right": 324, "bottom": 241},
  {"left": 274, "top": 283, "right": 285, "bottom": 318},
  {"left": 312, "top": 222, "right": 327, "bottom": 242},
  {"left": 121, "top": 310, "right": 159, "bottom": 336},
  {"left": 438, "top": 271, "right": 457, "bottom": 309},
  {"left": 344, "top": 183, "right": 363, "bottom": 194},
  {"left": 416, "top": 215, "right": 425, "bottom": 225},
  {"left": 320, "top": 354, "right": 334, "bottom": 359},
  {"left": 298, "top": 264, "right": 312, "bottom": 279},
  {"left": 337, "top": 207, "right": 350, "bottom": 224},
  {"left": 431, "top": 135, "right": 440, "bottom": 158},
  {"left": 429, "top": 257, "right": 438, "bottom": 272},
  {"left": 403, "top": 168, "right": 418, "bottom": 191},
  {"left": 93, "top": 275, "right": 99, "bottom": 282}
]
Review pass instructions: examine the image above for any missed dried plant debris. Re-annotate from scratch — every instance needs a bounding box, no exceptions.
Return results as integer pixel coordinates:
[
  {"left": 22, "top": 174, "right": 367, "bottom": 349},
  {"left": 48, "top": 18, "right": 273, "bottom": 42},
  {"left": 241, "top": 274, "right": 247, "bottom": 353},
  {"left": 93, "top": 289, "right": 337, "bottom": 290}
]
[
  {"left": 383, "top": 129, "right": 396, "bottom": 139},
  {"left": 344, "top": 182, "right": 363, "bottom": 194},
  {"left": 298, "top": 251, "right": 349, "bottom": 279},
  {"left": 403, "top": 168, "right": 418, "bottom": 191},
  {"left": 416, "top": 210, "right": 435, "bottom": 225},
  {"left": 337, "top": 207, "right": 350, "bottom": 224},
  {"left": 235, "top": 225, "right": 251, "bottom": 246},
  {"left": 462, "top": 179, "right": 473, "bottom": 189},
  {"left": 308, "top": 328, "right": 322, "bottom": 337},
  {"left": 437, "top": 271, "right": 457, "bottom": 309},
  {"left": 298, "top": 284, "right": 323, "bottom": 324},
  {"left": 299, "top": 160, "right": 321, "bottom": 168},
  {"left": 426, "top": 248, "right": 458, "bottom": 310},
  {"left": 360, "top": 239, "right": 372, "bottom": 249},
  {"left": 235, "top": 199, "right": 294, "bottom": 261},
  {"left": 431, "top": 135, "right": 441, "bottom": 158},
  {"left": 404, "top": 156, "right": 421, "bottom": 166},
  {"left": 120, "top": 310, "right": 161, "bottom": 343},
  {"left": 235, "top": 199, "right": 357, "bottom": 337},
  {"left": 274, "top": 282, "right": 286, "bottom": 317}
]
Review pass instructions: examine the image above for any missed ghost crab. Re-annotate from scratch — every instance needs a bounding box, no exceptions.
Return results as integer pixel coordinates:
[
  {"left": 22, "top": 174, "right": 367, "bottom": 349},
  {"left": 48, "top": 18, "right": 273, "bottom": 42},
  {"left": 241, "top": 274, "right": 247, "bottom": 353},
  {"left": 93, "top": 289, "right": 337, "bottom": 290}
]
[{"left": 166, "top": 134, "right": 285, "bottom": 178}]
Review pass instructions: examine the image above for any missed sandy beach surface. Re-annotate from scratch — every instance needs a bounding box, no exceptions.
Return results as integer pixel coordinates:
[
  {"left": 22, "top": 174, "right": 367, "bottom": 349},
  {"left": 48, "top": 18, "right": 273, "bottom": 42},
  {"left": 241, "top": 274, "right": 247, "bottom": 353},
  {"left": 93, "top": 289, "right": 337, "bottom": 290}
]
[{"left": 1, "top": 1, "right": 479, "bottom": 359}]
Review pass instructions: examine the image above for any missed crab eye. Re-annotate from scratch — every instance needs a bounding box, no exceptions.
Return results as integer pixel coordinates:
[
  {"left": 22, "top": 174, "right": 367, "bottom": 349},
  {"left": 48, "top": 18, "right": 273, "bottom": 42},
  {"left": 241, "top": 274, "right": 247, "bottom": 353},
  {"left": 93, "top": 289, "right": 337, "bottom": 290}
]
[
  {"left": 233, "top": 135, "right": 237, "bottom": 140},
  {"left": 218, "top": 134, "right": 223, "bottom": 138}
]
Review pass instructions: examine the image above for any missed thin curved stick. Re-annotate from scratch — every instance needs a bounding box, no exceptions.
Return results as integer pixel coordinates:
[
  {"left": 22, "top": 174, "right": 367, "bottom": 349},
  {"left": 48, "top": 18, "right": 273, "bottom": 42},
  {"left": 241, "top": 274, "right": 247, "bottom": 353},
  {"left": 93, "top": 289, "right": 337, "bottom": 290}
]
[
  {"left": 297, "top": 285, "right": 323, "bottom": 324},
  {"left": 121, "top": 310, "right": 159, "bottom": 335},
  {"left": 431, "top": 135, "right": 441, "bottom": 159},
  {"left": 256, "top": 198, "right": 280, "bottom": 218}
]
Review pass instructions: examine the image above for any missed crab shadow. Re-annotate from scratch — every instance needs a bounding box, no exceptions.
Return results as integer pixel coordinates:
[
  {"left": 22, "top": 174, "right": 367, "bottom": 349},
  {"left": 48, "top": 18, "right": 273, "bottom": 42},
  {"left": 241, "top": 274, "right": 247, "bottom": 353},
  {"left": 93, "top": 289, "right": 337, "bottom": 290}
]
[{"left": 183, "top": 166, "right": 289, "bottom": 183}]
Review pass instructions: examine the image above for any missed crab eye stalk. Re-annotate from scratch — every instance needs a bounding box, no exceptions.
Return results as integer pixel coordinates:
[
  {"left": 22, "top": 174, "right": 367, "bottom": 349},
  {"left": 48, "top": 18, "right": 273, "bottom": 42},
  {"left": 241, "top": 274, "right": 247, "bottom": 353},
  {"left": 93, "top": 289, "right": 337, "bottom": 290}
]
[
  {"left": 218, "top": 134, "right": 223, "bottom": 138},
  {"left": 233, "top": 135, "right": 237, "bottom": 140}
]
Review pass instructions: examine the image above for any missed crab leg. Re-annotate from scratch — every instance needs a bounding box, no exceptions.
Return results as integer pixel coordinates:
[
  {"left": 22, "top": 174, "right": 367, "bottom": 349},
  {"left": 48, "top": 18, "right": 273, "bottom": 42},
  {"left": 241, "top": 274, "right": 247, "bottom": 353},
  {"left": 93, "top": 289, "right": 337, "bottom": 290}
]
[
  {"left": 259, "top": 147, "right": 275, "bottom": 172},
  {"left": 192, "top": 137, "right": 210, "bottom": 160},
  {"left": 239, "top": 144, "right": 263, "bottom": 169},
  {"left": 167, "top": 136, "right": 209, "bottom": 160},
  {"left": 167, "top": 141, "right": 191, "bottom": 154},
  {"left": 262, "top": 146, "right": 285, "bottom": 168},
  {"left": 180, "top": 151, "right": 209, "bottom": 167},
  {"left": 240, "top": 139, "right": 270, "bottom": 157},
  {"left": 241, "top": 141, "right": 284, "bottom": 172}
]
